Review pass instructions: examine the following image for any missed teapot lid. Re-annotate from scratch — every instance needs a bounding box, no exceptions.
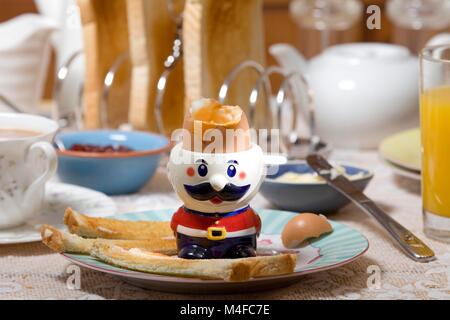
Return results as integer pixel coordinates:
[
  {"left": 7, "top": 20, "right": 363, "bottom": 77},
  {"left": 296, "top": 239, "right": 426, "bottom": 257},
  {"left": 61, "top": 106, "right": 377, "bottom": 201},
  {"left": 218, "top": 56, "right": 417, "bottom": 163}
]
[{"left": 321, "top": 43, "right": 411, "bottom": 64}]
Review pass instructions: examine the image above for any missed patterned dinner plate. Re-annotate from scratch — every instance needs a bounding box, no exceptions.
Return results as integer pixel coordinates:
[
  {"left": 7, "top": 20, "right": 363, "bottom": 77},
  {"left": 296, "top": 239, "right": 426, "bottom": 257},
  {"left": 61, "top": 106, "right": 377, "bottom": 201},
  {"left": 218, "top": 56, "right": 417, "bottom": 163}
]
[
  {"left": 0, "top": 182, "right": 116, "bottom": 245},
  {"left": 63, "top": 209, "right": 369, "bottom": 294}
]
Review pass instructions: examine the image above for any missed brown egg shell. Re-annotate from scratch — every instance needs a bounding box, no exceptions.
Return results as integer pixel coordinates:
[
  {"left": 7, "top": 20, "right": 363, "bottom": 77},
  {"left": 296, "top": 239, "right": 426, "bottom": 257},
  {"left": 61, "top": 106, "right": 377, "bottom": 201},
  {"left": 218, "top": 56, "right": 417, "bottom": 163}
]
[
  {"left": 281, "top": 213, "right": 333, "bottom": 249},
  {"left": 181, "top": 100, "right": 251, "bottom": 153}
]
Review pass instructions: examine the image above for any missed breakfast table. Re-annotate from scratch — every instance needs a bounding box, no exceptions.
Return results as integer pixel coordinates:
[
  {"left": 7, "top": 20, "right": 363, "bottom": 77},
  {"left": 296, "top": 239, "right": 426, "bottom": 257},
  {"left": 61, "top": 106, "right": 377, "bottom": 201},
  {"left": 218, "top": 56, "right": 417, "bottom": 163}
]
[{"left": 1, "top": 149, "right": 449, "bottom": 300}]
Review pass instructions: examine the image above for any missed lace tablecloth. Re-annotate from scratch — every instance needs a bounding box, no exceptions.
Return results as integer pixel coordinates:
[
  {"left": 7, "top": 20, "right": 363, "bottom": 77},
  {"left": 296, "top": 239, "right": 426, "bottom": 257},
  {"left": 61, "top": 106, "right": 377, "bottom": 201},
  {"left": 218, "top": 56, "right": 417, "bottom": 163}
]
[{"left": 1, "top": 150, "right": 449, "bottom": 300}]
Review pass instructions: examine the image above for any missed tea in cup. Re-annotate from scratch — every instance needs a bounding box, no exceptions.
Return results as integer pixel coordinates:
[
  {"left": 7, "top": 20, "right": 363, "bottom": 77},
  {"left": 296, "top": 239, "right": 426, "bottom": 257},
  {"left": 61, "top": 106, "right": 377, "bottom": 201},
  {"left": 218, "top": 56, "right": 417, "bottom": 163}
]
[{"left": 0, "top": 113, "right": 58, "bottom": 229}]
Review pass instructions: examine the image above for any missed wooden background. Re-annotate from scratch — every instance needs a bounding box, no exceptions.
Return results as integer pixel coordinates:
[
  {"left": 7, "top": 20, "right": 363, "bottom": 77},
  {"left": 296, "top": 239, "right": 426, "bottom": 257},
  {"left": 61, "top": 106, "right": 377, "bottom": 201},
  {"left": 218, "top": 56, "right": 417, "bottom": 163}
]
[{"left": 0, "top": 0, "right": 440, "bottom": 100}]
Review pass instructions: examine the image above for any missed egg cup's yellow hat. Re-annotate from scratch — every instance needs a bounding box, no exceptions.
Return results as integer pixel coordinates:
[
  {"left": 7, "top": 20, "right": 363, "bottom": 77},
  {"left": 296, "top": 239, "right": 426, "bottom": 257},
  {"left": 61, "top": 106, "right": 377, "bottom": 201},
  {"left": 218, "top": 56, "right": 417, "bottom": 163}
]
[{"left": 182, "top": 98, "right": 251, "bottom": 153}]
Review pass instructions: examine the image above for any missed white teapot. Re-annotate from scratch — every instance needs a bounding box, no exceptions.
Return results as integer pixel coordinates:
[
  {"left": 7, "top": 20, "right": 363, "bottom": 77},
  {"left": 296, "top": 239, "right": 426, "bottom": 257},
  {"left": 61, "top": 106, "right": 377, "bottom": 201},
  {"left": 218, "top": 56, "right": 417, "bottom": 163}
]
[{"left": 270, "top": 43, "right": 419, "bottom": 149}]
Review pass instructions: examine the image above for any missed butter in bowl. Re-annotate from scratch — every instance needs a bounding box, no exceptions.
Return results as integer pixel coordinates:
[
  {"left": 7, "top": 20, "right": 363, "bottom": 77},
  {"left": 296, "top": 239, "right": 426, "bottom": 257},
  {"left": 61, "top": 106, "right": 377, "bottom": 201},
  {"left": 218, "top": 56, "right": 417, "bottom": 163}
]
[{"left": 260, "top": 161, "right": 373, "bottom": 213}]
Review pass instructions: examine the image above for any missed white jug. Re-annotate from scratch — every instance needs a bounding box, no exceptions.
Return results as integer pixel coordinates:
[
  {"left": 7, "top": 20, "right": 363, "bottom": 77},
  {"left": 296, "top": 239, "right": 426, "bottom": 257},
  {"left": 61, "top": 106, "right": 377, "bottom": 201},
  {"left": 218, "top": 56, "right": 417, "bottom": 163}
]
[{"left": 0, "top": 14, "right": 58, "bottom": 113}]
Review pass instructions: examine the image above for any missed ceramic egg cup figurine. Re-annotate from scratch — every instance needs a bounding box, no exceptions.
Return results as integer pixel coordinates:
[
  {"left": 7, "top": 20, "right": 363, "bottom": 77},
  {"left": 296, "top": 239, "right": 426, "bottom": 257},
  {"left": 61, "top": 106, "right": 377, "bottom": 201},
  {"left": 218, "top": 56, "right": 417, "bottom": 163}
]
[{"left": 168, "top": 99, "right": 265, "bottom": 259}]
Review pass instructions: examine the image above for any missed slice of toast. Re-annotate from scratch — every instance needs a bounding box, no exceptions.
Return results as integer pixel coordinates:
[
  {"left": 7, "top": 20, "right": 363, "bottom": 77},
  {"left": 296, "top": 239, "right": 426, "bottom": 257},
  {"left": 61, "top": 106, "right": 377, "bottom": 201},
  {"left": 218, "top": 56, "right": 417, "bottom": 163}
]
[
  {"left": 91, "top": 243, "right": 297, "bottom": 282},
  {"left": 41, "top": 224, "right": 95, "bottom": 254},
  {"left": 64, "top": 208, "right": 173, "bottom": 240},
  {"left": 40, "top": 225, "right": 177, "bottom": 255}
]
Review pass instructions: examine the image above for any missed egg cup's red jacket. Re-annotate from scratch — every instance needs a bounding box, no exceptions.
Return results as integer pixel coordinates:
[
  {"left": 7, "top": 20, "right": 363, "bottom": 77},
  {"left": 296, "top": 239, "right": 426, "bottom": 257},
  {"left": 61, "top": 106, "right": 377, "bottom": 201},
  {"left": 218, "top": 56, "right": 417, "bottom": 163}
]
[{"left": 170, "top": 206, "right": 261, "bottom": 241}]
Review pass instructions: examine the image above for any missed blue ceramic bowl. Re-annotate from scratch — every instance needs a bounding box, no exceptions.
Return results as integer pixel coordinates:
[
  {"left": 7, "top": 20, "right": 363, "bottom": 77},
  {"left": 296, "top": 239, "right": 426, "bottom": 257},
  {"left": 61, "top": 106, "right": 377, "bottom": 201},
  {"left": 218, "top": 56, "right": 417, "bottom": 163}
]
[
  {"left": 260, "top": 161, "right": 373, "bottom": 214},
  {"left": 56, "top": 130, "right": 171, "bottom": 195}
]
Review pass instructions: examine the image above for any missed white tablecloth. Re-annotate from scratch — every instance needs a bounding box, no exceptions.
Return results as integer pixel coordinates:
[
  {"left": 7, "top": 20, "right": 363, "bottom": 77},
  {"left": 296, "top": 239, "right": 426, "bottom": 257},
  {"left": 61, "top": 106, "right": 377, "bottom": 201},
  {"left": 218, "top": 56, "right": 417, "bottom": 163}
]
[{"left": 1, "top": 150, "right": 449, "bottom": 300}]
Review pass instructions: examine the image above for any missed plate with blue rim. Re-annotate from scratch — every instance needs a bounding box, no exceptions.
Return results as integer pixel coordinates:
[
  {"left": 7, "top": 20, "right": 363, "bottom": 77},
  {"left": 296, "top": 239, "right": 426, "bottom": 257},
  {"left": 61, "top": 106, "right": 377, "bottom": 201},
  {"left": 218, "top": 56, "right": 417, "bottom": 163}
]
[{"left": 63, "top": 208, "right": 369, "bottom": 294}]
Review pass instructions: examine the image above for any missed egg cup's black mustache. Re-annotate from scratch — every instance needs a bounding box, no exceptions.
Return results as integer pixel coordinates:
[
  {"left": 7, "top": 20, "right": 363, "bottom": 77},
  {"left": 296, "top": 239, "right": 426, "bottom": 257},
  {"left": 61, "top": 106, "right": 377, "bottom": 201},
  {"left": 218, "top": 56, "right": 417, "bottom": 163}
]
[{"left": 184, "top": 182, "right": 250, "bottom": 202}]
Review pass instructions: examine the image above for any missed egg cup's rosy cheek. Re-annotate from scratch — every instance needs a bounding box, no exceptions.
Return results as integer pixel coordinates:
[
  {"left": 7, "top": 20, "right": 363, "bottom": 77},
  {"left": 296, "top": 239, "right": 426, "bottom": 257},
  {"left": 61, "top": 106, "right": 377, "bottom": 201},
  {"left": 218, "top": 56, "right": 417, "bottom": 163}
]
[
  {"left": 239, "top": 171, "right": 247, "bottom": 180},
  {"left": 186, "top": 167, "right": 195, "bottom": 177}
]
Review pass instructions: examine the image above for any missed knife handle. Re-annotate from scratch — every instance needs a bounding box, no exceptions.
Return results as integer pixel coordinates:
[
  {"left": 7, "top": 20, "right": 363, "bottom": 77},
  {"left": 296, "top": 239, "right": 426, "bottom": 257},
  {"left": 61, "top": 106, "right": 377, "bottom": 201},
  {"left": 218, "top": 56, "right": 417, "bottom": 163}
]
[
  {"left": 355, "top": 198, "right": 435, "bottom": 262},
  {"left": 306, "top": 154, "right": 435, "bottom": 262}
]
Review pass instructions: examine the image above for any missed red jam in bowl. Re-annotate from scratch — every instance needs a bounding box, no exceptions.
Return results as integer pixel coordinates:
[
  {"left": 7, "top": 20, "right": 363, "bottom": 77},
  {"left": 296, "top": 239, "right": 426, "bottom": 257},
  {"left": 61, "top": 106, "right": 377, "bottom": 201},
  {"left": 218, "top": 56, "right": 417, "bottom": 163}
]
[{"left": 69, "top": 144, "right": 133, "bottom": 153}]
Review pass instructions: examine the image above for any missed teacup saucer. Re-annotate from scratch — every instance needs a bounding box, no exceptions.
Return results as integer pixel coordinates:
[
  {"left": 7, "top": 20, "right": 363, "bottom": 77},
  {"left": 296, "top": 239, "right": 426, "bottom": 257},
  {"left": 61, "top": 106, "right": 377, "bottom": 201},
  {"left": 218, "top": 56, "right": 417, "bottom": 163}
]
[{"left": 0, "top": 182, "right": 116, "bottom": 244}]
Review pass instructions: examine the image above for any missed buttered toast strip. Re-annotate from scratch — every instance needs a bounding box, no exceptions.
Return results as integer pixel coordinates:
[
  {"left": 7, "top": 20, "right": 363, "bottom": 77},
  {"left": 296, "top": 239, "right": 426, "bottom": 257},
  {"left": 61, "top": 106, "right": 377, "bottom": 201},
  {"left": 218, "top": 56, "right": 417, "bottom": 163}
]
[
  {"left": 64, "top": 208, "right": 173, "bottom": 240},
  {"left": 40, "top": 225, "right": 177, "bottom": 255},
  {"left": 91, "top": 244, "right": 297, "bottom": 282}
]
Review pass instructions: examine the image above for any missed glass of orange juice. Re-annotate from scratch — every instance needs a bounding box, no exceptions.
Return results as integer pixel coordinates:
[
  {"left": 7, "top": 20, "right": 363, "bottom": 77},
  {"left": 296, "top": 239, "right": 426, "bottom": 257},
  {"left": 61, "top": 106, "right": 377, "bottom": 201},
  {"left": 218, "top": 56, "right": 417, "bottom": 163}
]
[{"left": 421, "top": 44, "right": 450, "bottom": 242}]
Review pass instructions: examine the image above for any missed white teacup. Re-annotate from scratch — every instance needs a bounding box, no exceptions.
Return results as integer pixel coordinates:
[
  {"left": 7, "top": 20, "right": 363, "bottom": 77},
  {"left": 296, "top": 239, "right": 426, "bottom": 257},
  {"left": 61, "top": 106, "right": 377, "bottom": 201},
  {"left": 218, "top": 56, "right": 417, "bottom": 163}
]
[{"left": 0, "top": 113, "right": 58, "bottom": 229}]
